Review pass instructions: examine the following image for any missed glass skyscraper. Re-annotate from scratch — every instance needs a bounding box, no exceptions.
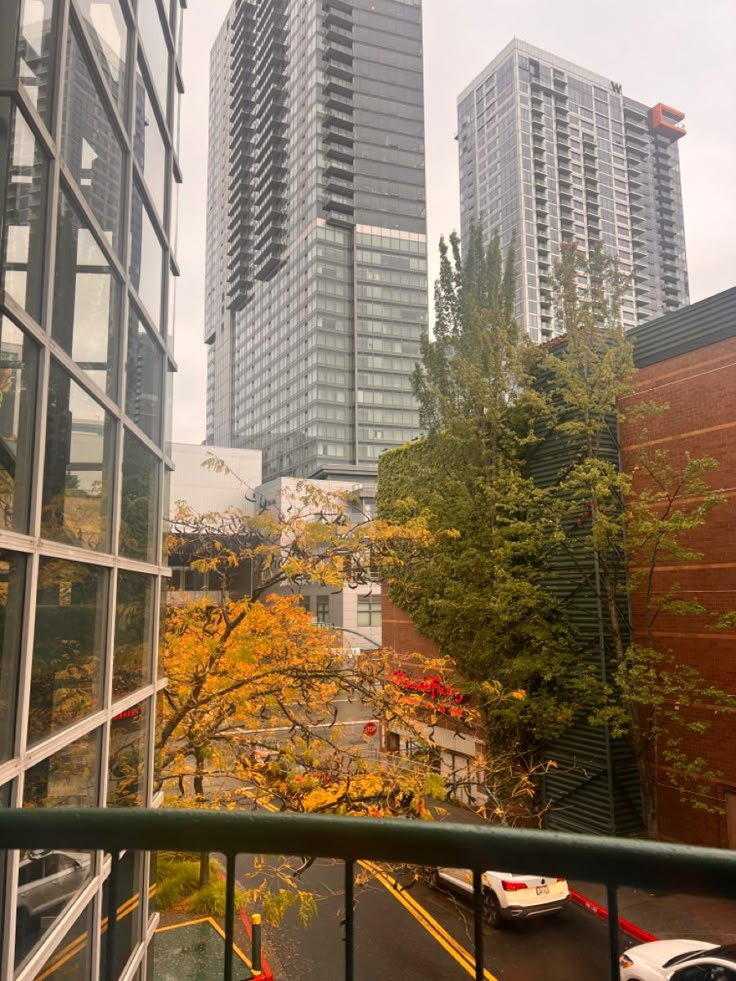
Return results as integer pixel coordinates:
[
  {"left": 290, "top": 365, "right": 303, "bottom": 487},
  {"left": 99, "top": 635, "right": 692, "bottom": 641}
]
[
  {"left": 457, "top": 39, "right": 690, "bottom": 340},
  {"left": 0, "top": 0, "right": 183, "bottom": 975},
  {"left": 205, "top": 0, "right": 427, "bottom": 481}
]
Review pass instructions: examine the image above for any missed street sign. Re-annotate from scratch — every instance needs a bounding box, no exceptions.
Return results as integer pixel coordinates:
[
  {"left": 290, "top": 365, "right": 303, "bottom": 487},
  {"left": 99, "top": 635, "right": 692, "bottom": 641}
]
[{"left": 363, "top": 721, "right": 378, "bottom": 737}]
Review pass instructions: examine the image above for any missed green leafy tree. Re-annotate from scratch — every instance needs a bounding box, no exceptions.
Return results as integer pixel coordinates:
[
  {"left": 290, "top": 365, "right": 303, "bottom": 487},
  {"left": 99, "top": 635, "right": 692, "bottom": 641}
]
[
  {"left": 381, "top": 229, "right": 593, "bottom": 790},
  {"left": 543, "top": 241, "right": 736, "bottom": 832}
]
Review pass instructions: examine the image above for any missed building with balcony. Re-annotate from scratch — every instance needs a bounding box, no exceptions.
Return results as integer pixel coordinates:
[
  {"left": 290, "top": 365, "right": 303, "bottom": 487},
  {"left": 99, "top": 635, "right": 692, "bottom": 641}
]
[
  {"left": 205, "top": 0, "right": 428, "bottom": 481},
  {"left": 457, "top": 39, "right": 689, "bottom": 341},
  {"left": 0, "top": 0, "right": 184, "bottom": 975}
]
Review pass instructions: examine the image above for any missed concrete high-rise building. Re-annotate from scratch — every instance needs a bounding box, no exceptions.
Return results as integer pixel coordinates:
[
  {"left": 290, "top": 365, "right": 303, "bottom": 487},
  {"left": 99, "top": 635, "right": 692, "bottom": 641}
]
[
  {"left": 205, "top": 0, "right": 428, "bottom": 482},
  {"left": 0, "top": 0, "right": 184, "bottom": 974},
  {"left": 457, "top": 39, "right": 689, "bottom": 340}
]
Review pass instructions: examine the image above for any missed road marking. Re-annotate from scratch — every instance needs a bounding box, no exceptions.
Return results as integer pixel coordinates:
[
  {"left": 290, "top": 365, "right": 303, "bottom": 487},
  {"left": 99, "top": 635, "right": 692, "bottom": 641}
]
[
  {"left": 243, "top": 790, "right": 496, "bottom": 980},
  {"left": 360, "top": 860, "right": 498, "bottom": 981}
]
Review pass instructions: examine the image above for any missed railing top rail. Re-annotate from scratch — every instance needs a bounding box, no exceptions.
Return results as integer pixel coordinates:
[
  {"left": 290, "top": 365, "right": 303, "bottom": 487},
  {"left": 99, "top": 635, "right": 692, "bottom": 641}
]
[{"left": 2, "top": 808, "right": 735, "bottom": 900}]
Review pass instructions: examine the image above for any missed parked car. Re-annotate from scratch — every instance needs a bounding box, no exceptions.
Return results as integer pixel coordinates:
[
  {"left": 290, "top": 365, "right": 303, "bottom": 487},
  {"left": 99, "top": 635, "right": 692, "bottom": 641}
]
[
  {"left": 16, "top": 850, "right": 90, "bottom": 933},
  {"left": 619, "top": 940, "right": 736, "bottom": 980},
  {"left": 428, "top": 866, "right": 569, "bottom": 927}
]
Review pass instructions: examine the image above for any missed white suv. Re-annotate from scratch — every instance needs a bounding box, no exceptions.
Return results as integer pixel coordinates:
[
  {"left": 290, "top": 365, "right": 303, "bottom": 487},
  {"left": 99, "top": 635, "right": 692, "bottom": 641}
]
[{"left": 429, "top": 866, "right": 569, "bottom": 927}]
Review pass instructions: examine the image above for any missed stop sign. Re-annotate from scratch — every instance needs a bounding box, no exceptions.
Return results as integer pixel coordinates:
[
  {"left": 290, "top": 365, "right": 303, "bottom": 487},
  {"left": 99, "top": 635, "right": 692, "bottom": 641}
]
[{"left": 363, "top": 721, "right": 378, "bottom": 737}]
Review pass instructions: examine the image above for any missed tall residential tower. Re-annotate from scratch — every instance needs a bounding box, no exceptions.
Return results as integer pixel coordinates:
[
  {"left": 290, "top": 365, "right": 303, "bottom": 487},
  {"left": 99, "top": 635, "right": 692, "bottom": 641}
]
[
  {"left": 457, "top": 39, "right": 689, "bottom": 340},
  {"left": 205, "top": 0, "right": 427, "bottom": 481}
]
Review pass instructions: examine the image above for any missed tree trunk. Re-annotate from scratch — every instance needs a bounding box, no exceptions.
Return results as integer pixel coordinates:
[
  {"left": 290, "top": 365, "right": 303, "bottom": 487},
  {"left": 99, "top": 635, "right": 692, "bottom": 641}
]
[{"left": 199, "top": 851, "right": 210, "bottom": 888}]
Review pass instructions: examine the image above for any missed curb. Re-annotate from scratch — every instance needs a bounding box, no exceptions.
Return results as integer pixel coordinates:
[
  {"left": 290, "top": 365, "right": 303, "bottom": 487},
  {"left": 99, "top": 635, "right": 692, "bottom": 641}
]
[
  {"left": 238, "top": 907, "right": 275, "bottom": 981},
  {"left": 569, "top": 889, "right": 659, "bottom": 944}
]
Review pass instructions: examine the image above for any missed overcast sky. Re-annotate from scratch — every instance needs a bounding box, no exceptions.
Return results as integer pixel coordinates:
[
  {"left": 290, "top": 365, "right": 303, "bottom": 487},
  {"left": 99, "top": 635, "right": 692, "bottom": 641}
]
[{"left": 173, "top": 0, "right": 736, "bottom": 445}]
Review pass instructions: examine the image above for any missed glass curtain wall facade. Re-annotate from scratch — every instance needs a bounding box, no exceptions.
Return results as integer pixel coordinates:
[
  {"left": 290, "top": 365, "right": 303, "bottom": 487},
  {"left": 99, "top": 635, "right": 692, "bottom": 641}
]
[
  {"left": 457, "top": 39, "right": 689, "bottom": 341},
  {"left": 205, "top": 0, "right": 427, "bottom": 481},
  {"left": 0, "top": 0, "right": 184, "bottom": 976}
]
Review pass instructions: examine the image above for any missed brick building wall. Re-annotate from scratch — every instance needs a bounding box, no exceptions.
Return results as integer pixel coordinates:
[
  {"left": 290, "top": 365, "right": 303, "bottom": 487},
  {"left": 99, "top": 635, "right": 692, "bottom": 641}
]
[
  {"left": 381, "top": 594, "right": 441, "bottom": 660},
  {"left": 620, "top": 333, "right": 736, "bottom": 846}
]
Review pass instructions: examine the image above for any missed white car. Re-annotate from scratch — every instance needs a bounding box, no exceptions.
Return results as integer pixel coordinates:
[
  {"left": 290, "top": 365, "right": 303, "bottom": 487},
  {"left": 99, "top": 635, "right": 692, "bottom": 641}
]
[
  {"left": 620, "top": 940, "right": 736, "bottom": 980},
  {"left": 428, "top": 866, "right": 569, "bottom": 928}
]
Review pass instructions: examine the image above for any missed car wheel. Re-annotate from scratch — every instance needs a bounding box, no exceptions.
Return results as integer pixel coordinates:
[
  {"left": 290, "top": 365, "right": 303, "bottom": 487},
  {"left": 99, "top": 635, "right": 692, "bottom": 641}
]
[{"left": 483, "top": 890, "right": 504, "bottom": 929}]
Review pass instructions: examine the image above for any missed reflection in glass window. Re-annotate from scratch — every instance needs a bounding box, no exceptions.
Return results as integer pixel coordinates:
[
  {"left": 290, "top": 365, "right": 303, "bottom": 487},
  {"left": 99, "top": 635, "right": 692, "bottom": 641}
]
[
  {"left": 16, "top": 0, "right": 56, "bottom": 120},
  {"left": 0, "top": 317, "right": 38, "bottom": 532},
  {"left": 101, "top": 852, "right": 141, "bottom": 978},
  {"left": 129, "top": 184, "right": 163, "bottom": 329},
  {"left": 134, "top": 59, "right": 167, "bottom": 220},
  {"left": 0, "top": 551, "right": 25, "bottom": 763},
  {"left": 53, "top": 190, "right": 121, "bottom": 396},
  {"left": 126, "top": 308, "right": 163, "bottom": 443},
  {"left": 166, "top": 265, "right": 177, "bottom": 344},
  {"left": 41, "top": 362, "right": 114, "bottom": 551},
  {"left": 29, "top": 561, "right": 107, "bottom": 744},
  {"left": 0, "top": 101, "right": 48, "bottom": 322},
  {"left": 62, "top": 28, "right": 124, "bottom": 252},
  {"left": 107, "top": 700, "right": 147, "bottom": 806},
  {"left": 137, "top": 0, "right": 170, "bottom": 117},
  {"left": 114, "top": 572, "right": 154, "bottom": 698},
  {"left": 32, "top": 902, "right": 93, "bottom": 980},
  {"left": 16, "top": 733, "right": 97, "bottom": 967},
  {"left": 169, "top": 177, "right": 180, "bottom": 249},
  {"left": 0, "top": 781, "right": 9, "bottom": 940},
  {"left": 120, "top": 430, "right": 159, "bottom": 562},
  {"left": 76, "top": 0, "right": 129, "bottom": 115}
]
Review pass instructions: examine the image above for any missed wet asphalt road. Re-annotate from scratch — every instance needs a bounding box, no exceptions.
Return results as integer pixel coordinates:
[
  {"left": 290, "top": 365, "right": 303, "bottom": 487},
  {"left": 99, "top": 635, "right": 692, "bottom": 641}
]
[{"left": 238, "top": 853, "right": 630, "bottom": 981}]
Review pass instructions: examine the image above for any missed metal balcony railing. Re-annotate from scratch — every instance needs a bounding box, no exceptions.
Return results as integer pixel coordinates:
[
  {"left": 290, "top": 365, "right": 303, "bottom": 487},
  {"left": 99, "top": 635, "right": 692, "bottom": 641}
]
[{"left": 3, "top": 808, "right": 736, "bottom": 981}]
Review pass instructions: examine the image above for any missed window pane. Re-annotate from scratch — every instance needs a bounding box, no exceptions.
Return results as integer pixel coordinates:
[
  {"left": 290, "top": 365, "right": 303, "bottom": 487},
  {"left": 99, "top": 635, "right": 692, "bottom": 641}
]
[
  {"left": 114, "top": 571, "right": 154, "bottom": 698},
  {"left": 100, "top": 851, "right": 142, "bottom": 978},
  {"left": 129, "top": 184, "right": 163, "bottom": 330},
  {"left": 53, "top": 190, "right": 121, "bottom": 396},
  {"left": 108, "top": 700, "right": 147, "bottom": 806},
  {"left": 0, "top": 551, "right": 25, "bottom": 762},
  {"left": 134, "top": 59, "right": 167, "bottom": 220},
  {"left": 0, "top": 101, "right": 47, "bottom": 322},
  {"left": 32, "top": 902, "right": 94, "bottom": 980},
  {"left": 62, "top": 27, "right": 124, "bottom": 252},
  {"left": 137, "top": 0, "right": 170, "bottom": 117},
  {"left": 16, "top": 733, "right": 98, "bottom": 967},
  {"left": 0, "top": 316, "right": 38, "bottom": 532},
  {"left": 125, "top": 307, "right": 163, "bottom": 442},
  {"left": 41, "top": 362, "right": 115, "bottom": 551},
  {"left": 76, "top": 0, "right": 129, "bottom": 116},
  {"left": 16, "top": 0, "right": 56, "bottom": 120},
  {"left": 166, "top": 265, "right": 177, "bottom": 345},
  {"left": 120, "top": 430, "right": 159, "bottom": 562},
  {"left": 30, "top": 560, "right": 107, "bottom": 744}
]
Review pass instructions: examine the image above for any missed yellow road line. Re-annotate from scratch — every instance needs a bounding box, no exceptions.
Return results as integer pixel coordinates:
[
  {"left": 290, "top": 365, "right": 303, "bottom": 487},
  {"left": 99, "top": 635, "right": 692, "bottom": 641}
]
[
  {"left": 35, "top": 934, "right": 88, "bottom": 981},
  {"left": 155, "top": 915, "right": 211, "bottom": 933},
  {"left": 360, "top": 860, "right": 497, "bottom": 981},
  {"left": 207, "top": 914, "right": 253, "bottom": 967},
  {"left": 240, "top": 788, "right": 496, "bottom": 980}
]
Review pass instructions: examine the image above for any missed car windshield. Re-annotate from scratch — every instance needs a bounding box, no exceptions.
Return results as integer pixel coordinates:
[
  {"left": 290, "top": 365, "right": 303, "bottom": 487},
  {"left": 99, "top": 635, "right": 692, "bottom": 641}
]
[{"left": 664, "top": 949, "right": 714, "bottom": 968}]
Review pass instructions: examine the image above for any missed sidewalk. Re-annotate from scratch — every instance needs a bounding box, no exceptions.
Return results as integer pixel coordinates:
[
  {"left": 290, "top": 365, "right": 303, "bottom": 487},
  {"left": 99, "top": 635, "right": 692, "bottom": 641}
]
[{"left": 572, "top": 880, "right": 736, "bottom": 948}]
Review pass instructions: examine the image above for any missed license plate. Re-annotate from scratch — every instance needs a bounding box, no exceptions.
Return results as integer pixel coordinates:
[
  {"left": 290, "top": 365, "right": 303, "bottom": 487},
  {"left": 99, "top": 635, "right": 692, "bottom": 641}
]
[{"left": 536, "top": 885, "right": 549, "bottom": 896}]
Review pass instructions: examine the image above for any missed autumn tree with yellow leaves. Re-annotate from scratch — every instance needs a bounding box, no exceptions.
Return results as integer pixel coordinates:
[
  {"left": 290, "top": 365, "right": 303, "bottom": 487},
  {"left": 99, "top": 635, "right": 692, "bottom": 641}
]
[{"left": 157, "top": 470, "right": 470, "bottom": 911}]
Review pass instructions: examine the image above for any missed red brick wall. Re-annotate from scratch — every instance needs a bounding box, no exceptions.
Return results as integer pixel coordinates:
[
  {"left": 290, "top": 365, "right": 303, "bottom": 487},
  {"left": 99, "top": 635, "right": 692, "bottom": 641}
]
[
  {"left": 381, "top": 594, "right": 441, "bottom": 659},
  {"left": 619, "top": 336, "right": 736, "bottom": 846}
]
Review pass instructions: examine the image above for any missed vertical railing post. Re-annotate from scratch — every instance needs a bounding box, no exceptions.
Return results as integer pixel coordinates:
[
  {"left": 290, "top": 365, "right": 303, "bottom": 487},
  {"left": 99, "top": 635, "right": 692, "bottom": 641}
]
[
  {"left": 251, "top": 912, "right": 263, "bottom": 976},
  {"left": 224, "top": 853, "right": 236, "bottom": 981},
  {"left": 607, "top": 883, "right": 620, "bottom": 981},
  {"left": 104, "top": 851, "right": 119, "bottom": 981},
  {"left": 472, "top": 869, "right": 484, "bottom": 981},
  {"left": 344, "top": 860, "right": 355, "bottom": 981}
]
